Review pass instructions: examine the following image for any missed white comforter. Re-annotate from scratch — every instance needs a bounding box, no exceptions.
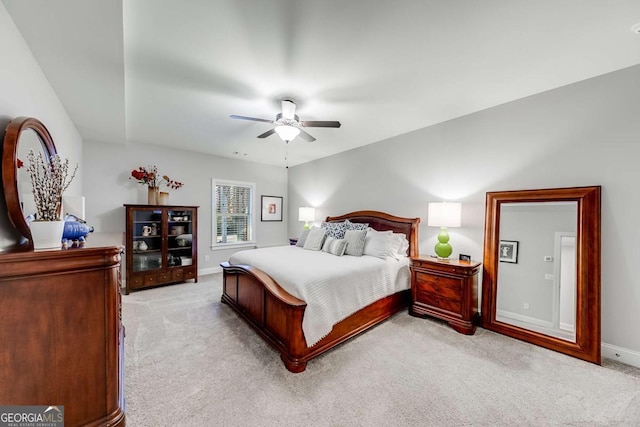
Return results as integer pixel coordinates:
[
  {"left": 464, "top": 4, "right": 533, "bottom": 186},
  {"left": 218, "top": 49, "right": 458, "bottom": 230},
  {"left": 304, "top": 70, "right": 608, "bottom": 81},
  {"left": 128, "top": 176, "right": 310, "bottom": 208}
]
[{"left": 229, "top": 245, "right": 410, "bottom": 347}]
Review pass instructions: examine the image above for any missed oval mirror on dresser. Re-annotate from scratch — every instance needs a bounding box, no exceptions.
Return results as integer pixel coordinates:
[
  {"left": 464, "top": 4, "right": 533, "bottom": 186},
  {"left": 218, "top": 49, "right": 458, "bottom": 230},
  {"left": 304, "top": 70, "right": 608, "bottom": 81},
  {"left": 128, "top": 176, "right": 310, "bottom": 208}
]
[
  {"left": 2, "top": 117, "right": 58, "bottom": 250},
  {"left": 481, "top": 186, "right": 601, "bottom": 364}
]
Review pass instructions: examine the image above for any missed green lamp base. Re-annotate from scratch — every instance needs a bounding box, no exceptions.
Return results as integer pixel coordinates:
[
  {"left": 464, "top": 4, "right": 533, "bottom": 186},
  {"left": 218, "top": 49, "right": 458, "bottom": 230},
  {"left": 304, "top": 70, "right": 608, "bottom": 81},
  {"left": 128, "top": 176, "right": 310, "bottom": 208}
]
[
  {"left": 303, "top": 222, "right": 311, "bottom": 230},
  {"left": 434, "top": 227, "right": 453, "bottom": 259}
]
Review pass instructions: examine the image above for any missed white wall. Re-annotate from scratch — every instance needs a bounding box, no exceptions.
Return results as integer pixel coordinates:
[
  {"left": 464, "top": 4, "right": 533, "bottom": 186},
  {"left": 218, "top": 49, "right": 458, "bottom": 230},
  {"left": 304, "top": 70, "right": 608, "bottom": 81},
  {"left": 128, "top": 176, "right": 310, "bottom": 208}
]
[
  {"left": 288, "top": 64, "right": 640, "bottom": 362},
  {"left": 0, "top": 3, "right": 83, "bottom": 250},
  {"left": 83, "top": 140, "right": 288, "bottom": 272}
]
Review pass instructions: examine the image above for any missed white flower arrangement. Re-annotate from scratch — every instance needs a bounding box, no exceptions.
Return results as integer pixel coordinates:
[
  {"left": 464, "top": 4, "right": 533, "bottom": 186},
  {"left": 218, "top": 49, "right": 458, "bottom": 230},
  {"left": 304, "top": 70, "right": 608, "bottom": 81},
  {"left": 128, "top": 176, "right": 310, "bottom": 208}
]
[{"left": 25, "top": 149, "right": 78, "bottom": 221}]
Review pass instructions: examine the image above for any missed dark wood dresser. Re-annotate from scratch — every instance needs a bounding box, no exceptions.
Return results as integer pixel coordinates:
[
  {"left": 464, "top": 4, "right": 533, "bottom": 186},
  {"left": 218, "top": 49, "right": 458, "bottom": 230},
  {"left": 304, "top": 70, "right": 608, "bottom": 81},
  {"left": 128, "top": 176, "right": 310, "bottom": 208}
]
[
  {"left": 409, "top": 256, "right": 482, "bottom": 334},
  {"left": 0, "top": 245, "right": 125, "bottom": 426}
]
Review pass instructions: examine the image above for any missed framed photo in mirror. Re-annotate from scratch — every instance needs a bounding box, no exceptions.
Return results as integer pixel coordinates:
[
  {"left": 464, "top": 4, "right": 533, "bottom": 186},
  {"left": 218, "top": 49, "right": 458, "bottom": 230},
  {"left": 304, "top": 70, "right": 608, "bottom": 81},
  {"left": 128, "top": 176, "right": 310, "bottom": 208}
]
[{"left": 499, "top": 240, "right": 518, "bottom": 263}]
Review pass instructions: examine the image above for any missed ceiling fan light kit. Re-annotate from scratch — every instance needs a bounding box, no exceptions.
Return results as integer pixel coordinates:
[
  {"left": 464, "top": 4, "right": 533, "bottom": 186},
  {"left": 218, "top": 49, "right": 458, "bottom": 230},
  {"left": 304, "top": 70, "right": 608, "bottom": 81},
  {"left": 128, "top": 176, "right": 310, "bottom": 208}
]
[
  {"left": 274, "top": 125, "right": 300, "bottom": 142},
  {"left": 231, "top": 100, "right": 341, "bottom": 143}
]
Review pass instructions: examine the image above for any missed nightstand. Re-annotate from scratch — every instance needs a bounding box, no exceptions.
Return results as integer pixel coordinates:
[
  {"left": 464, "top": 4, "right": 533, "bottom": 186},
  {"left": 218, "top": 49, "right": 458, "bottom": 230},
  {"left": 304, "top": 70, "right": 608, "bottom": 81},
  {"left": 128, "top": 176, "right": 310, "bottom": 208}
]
[{"left": 409, "top": 256, "right": 482, "bottom": 335}]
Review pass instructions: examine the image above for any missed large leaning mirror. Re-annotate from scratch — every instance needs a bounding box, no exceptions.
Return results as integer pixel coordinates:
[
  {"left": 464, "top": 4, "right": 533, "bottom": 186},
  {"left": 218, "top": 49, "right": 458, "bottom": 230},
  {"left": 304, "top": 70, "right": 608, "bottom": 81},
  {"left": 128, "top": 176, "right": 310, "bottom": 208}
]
[
  {"left": 2, "top": 117, "right": 58, "bottom": 251},
  {"left": 481, "top": 186, "right": 601, "bottom": 364}
]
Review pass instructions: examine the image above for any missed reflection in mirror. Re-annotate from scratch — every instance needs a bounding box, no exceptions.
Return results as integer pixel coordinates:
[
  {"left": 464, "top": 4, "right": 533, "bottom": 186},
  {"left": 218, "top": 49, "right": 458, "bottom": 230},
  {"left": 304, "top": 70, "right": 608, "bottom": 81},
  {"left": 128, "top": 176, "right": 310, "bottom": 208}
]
[
  {"left": 496, "top": 202, "right": 577, "bottom": 342},
  {"left": 16, "top": 129, "right": 44, "bottom": 218},
  {"left": 1, "top": 117, "right": 57, "bottom": 251},
  {"left": 481, "top": 186, "right": 601, "bottom": 364}
]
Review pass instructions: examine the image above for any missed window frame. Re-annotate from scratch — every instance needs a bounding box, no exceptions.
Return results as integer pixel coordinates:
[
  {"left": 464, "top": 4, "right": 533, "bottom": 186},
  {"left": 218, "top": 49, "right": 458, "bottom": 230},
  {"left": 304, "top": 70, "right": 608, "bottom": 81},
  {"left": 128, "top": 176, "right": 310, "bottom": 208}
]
[{"left": 211, "top": 179, "right": 256, "bottom": 250}]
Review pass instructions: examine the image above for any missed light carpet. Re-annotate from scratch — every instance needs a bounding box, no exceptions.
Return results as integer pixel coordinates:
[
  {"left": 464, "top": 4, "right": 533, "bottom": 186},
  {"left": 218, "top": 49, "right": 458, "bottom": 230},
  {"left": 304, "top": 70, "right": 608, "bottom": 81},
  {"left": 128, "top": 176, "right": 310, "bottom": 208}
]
[{"left": 122, "top": 274, "right": 640, "bottom": 426}]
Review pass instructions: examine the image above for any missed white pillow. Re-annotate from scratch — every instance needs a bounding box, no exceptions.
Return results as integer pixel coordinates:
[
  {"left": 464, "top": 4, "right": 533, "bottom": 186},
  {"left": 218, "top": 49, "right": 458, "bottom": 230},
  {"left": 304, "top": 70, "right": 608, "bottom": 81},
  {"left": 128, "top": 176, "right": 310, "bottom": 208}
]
[
  {"left": 296, "top": 228, "right": 310, "bottom": 247},
  {"left": 363, "top": 228, "right": 392, "bottom": 259},
  {"left": 303, "top": 227, "right": 326, "bottom": 251},
  {"left": 344, "top": 229, "right": 367, "bottom": 256},
  {"left": 390, "top": 232, "right": 410, "bottom": 258}
]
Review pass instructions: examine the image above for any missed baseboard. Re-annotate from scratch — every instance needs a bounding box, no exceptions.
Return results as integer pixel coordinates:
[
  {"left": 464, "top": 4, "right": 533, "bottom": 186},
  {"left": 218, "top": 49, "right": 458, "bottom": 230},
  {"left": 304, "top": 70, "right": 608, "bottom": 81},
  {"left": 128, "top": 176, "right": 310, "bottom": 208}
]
[
  {"left": 602, "top": 343, "right": 640, "bottom": 369},
  {"left": 199, "top": 266, "right": 221, "bottom": 276},
  {"left": 496, "top": 309, "right": 553, "bottom": 328}
]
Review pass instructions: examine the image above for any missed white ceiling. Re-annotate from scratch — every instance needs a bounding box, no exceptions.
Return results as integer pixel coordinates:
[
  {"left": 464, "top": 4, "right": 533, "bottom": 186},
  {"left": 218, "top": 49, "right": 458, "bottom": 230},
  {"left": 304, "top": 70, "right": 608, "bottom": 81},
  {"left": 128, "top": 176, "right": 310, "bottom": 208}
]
[{"left": 4, "top": 0, "right": 640, "bottom": 167}]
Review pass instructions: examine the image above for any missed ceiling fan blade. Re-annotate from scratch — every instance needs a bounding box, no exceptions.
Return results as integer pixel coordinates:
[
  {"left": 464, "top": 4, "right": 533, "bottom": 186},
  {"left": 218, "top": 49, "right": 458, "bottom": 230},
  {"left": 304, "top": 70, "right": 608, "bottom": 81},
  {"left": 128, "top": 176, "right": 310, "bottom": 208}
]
[
  {"left": 281, "top": 100, "right": 296, "bottom": 120},
  {"left": 300, "top": 120, "right": 341, "bottom": 128},
  {"left": 230, "top": 115, "right": 274, "bottom": 124},
  {"left": 257, "top": 128, "right": 276, "bottom": 139},
  {"left": 298, "top": 129, "right": 316, "bottom": 142}
]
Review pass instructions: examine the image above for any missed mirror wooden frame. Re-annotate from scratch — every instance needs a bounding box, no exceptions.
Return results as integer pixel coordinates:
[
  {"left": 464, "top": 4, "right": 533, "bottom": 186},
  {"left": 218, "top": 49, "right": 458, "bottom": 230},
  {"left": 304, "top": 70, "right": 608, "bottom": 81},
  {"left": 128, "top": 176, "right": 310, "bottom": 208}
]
[
  {"left": 2, "top": 117, "right": 58, "bottom": 251},
  {"left": 481, "top": 186, "right": 601, "bottom": 364}
]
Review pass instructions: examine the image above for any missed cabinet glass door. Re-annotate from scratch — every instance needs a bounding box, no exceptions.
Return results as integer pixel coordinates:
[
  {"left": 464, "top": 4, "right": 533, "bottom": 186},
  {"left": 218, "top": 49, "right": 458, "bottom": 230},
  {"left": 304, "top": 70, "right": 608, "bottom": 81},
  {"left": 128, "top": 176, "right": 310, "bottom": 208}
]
[
  {"left": 132, "top": 208, "right": 163, "bottom": 272},
  {"left": 167, "top": 209, "right": 193, "bottom": 268}
]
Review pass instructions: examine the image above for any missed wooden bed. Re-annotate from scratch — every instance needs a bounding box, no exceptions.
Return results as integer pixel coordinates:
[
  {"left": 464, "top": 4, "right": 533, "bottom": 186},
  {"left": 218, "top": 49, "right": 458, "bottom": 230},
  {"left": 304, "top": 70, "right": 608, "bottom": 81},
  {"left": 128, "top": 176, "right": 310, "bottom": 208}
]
[{"left": 220, "top": 210, "right": 420, "bottom": 372}]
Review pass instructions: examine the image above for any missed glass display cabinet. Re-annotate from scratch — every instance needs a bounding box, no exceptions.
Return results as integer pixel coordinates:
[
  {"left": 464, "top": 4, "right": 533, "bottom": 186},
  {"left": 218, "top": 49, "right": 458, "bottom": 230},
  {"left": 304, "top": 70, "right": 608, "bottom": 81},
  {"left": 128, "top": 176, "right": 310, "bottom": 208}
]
[{"left": 124, "top": 204, "right": 198, "bottom": 294}]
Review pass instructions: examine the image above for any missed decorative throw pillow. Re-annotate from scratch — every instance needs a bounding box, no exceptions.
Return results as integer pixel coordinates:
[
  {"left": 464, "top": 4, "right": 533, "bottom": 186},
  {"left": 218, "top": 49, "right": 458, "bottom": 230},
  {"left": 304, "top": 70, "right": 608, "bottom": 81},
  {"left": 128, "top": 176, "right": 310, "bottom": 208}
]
[
  {"left": 344, "top": 229, "right": 367, "bottom": 256},
  {"left": 303, "top": 227, "right": 326, "bottom": 251},
  {"left": 363, "top": 228, "right": 393, "bottom": 259},
  {"left": 321, "top": 236, "right": 347, "bottom": 256},
  {"left": 321, "top": 221, "right": 348, "bottom": 239},
  {"left": 296, "top": 228, "right": 310, "bottom": 247},
  {"left": 345, "top": 219, "right": 369, "bottom": 231}
]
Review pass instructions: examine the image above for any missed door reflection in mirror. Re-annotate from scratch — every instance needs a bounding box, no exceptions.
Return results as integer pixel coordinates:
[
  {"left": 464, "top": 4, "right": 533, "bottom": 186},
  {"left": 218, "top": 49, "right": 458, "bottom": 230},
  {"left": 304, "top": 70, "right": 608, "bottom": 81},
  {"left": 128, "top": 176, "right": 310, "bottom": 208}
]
[{"left": 496, "top": 202, "right": 577, "bottom": 342}]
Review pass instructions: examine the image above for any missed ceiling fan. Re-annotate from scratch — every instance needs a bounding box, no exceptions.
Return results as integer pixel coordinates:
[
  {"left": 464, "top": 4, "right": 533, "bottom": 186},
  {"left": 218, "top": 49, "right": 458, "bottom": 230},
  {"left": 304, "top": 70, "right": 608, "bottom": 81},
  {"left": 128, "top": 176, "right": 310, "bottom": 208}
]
[{"left": 230, "top": 100, "right": 341, "bottom": 143}]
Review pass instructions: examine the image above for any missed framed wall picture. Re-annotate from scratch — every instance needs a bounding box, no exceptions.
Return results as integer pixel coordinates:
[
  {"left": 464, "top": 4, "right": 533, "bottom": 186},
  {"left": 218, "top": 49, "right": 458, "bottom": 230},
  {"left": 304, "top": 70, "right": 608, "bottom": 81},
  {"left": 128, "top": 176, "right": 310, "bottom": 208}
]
[
  {"left": 261, "top": 195, "right": 283, "bottom": 222},
  {"left": 499, "top": 240, "right": 519, "bottom": 263}
]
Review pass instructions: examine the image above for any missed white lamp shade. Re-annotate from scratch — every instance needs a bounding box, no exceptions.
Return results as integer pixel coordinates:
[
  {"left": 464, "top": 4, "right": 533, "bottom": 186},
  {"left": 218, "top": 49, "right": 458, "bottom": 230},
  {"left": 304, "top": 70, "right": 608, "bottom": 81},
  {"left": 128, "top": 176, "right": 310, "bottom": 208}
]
[
  {"left": 428, "top": 202, "right": 462, "bottom": 228},
  {"left": 275, "top": 125, "right": 300, "bottom": 141},
  {"left": 298, "top": 207, "right": 315, "bottom": 222}
]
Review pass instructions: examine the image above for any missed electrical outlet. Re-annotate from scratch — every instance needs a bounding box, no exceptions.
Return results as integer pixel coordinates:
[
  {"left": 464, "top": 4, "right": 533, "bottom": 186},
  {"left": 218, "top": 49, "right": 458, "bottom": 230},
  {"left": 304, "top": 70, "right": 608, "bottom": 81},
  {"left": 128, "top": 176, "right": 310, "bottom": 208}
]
[
  {"left": 204, "top": 255, "right": 210, "bottom": 262},
  {"left": 523, "top": 303, "right": 529, "bottom": 310},
  {"left": 545, "top": 274, "right": 554, "bottom": 280}
]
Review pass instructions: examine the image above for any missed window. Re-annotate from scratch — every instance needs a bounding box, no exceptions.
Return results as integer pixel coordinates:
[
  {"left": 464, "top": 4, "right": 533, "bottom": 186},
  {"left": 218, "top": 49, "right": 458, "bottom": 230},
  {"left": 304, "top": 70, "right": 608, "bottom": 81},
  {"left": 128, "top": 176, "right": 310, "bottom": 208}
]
[{"left": 213, "top": 179, "right": 255, "bottom": 247}]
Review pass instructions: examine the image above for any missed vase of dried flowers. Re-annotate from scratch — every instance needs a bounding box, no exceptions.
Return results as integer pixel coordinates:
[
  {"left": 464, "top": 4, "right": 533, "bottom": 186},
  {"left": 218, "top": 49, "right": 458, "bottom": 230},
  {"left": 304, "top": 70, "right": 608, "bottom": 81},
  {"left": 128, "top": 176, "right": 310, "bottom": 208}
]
[
  {"left": 130, "top": 165, "right": 183, "bottom": 205},
  {"left": 25, "top": 149, "right": 78, "bottom": 249}
]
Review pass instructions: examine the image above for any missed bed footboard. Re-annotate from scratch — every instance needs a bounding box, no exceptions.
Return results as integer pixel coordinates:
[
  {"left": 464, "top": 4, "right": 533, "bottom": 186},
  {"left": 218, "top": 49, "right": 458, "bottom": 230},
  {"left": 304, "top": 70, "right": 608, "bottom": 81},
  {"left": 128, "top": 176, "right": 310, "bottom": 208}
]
[
  {"left": 220, "top": 261, "right": 410, "bottom": 372},
  {"left": 221, "top": 261, "right": 309, "bottom": 372}
]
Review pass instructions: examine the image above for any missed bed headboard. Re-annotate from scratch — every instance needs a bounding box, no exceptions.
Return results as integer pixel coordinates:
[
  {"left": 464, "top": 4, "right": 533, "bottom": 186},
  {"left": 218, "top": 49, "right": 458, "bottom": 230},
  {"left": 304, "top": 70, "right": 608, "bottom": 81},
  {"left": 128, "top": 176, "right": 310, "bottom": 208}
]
[{"left": 325, "top": 210, "right": 420, "bottom": 258}]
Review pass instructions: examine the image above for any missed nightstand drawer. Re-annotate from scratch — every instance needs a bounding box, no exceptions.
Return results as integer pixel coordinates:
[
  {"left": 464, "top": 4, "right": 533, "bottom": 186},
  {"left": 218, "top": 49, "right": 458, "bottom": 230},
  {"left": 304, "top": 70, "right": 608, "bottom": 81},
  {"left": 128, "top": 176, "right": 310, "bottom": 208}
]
[
  {"left": 410, "top": 256, "right": 481, "bottom": 335},
  {"left": 417, "top": 292, "right": 461, "bottom": 314},
  {"left": 415, "top": 272, "right": 461, "bottom": 298}
]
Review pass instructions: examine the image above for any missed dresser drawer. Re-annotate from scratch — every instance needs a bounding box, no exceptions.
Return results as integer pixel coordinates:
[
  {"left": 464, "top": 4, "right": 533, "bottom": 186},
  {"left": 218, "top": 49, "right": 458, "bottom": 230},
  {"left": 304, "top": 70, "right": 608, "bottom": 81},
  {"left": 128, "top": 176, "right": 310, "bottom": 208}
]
[
  {"left": 129, "top": 274, "right": 144, "bottom": 289},
  {"left": 415, "top": 272, "right": 461, "bottom": 298},
  {"left": 172, "top": 268, "right": 184, "bottom": 281},
  {"left": 144, "top": 274, "right": 157, "bottom": 286},
  {"left": 417, "top": 292, "right": 461, "bottom": 314}
]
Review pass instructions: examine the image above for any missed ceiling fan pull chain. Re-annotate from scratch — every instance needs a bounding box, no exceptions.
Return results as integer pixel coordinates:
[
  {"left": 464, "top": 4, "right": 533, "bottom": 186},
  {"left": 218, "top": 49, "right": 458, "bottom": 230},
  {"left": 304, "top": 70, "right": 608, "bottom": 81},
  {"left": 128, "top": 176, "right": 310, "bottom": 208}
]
[{"left": 285, "top": 141, "right": 289, "bottom": 169}]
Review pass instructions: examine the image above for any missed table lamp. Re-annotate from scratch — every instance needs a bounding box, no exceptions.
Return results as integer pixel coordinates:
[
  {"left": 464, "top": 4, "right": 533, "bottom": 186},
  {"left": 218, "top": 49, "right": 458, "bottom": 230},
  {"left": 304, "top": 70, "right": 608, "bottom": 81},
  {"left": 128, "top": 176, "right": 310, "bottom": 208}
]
[
  {"left": 428, "top": 202, "right": 462, "bottom": 259},
  {"left": 298, "top": 207, "right": 315, "bottom": 230}
]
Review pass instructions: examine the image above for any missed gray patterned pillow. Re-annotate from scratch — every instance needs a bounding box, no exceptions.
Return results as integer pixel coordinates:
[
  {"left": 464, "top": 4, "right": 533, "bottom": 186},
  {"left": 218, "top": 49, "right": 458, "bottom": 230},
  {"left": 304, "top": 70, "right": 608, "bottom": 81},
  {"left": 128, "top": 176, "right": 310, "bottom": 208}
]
[
  {"left": 345, "top": 219, "right": 369, "bottom": 231},
  {"left": 344, "top": 229, "right": 367, "bottom": 256},
  {"left": 321, "top": 221, "right": 348, "bottom": 239},
  {"left": 321, "top": 236, "right": 347, "bottom": 256}
]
